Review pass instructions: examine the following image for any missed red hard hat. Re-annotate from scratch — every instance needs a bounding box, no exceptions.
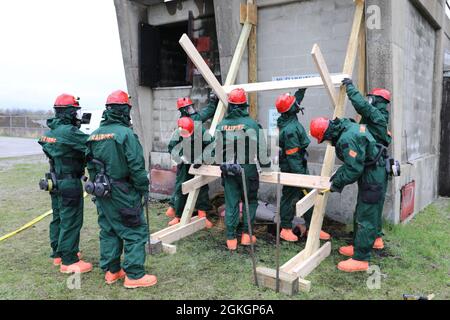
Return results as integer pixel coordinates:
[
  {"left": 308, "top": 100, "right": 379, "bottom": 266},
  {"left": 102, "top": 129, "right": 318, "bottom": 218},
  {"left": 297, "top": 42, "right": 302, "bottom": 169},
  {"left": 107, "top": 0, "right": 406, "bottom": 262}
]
[
  {"left": 228, "top": 88, "right": 247, "bottom": 105},
  {"left": 177, "top": 97, "right": 194, "bottom": 109},
  {"left": 106, "top": 90, "right": 131, "bottom": 106},
  {"left": 275, "top": 93, "right": 296, "bottom": 114},
  {"left": 54, "top": 94, "right": 80, "bottom": 108},
  {"left": 178, "top": 117, "right": 194, "bottom": 138},
  {"left": 369, "top": 88, "right": 391, "bottom": 102},
  {"left": 310, "top": 117, "right": 330, "bottom": 144}
]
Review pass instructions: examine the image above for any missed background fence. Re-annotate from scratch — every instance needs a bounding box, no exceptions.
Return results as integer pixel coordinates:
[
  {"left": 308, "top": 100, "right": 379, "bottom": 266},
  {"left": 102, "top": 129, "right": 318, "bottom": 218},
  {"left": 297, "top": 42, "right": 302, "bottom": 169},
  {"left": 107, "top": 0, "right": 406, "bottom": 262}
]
[{"left": 0, "top": 115, "right": 48, "bottom": 138}]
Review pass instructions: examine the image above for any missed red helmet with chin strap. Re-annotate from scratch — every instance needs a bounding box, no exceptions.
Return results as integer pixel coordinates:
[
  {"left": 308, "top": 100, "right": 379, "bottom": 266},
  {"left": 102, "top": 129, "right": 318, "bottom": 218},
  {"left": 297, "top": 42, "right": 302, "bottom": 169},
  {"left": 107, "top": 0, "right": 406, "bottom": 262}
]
[
  {"left": 369, "top": 88, "right": 391, "bottom": 102},
  {"left": 228, "top": 88, "right": 247, "bottom": 105},
  {"left": 106, "top": 90, "right": 131, "bottom": 106},
  {"left": 178, "top": 117, "right": 194, "bottom": 138},
  {"left": 177, "top": 97, "right": 194, "bottom": 109},
  {"left": 54, "top": 94, "right": 80, "bottom": 108},
  {"left": 276, "top": 93, "right": 296, "bottom": 114},
  {"left": 310, "top": 117, "right": 330, "bottom": 144}
]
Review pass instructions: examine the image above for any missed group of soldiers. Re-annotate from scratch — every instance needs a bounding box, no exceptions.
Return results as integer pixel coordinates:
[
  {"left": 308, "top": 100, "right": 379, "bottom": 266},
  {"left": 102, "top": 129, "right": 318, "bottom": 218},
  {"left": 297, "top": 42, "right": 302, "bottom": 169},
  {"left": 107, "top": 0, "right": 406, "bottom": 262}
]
[
  {"left": 39, "top": 90, "right": 156, "bottom": 288},
  {"left": 164, "top": 78, "right": 392, "bottom": 273},
  {"left": 38, "top": 78, "right": 392, "bottom": 290}
]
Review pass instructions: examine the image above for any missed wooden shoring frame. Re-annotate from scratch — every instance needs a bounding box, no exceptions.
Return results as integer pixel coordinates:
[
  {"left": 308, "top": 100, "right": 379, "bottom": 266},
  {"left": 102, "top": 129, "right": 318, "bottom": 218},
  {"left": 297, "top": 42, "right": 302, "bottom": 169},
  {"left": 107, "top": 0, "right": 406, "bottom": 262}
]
[
  {"left": 153, "top": 0, "right": 367, "bottom": 295},
  {"left": 256, "top": 0, "right": 366, "bottom": 295}
]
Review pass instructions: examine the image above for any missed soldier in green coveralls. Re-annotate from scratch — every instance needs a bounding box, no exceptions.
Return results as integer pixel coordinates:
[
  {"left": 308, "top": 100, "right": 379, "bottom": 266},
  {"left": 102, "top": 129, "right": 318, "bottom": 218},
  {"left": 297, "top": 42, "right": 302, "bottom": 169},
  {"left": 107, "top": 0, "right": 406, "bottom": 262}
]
[
  {"left": 167, "top": 117, "right": 213, "bottom": 227},
  {"left": 86, "top": 90, "right": 157, "bottom": 289},
  {"left": 38, "top": 93, "right": 92, "bottom": 274},
  {"left": 274, "top": 89, "right": 330, "bottom": 242},
  {"left": 342, "top": 78, "right": 392, "bottom": 251},
  {"left": 165, "top": 96, "right": 217, "bottom": 227},
  {"left": 310, "top": 117, "right": 387, "bottom": 272},
  {"left": 215, "top": 88, "right": 270, "bottom": 250}
]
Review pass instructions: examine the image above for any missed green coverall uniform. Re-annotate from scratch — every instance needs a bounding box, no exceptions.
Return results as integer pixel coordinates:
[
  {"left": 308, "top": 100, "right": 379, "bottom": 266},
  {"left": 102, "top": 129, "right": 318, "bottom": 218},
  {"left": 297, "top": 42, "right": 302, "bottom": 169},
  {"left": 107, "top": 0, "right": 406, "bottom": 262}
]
[
  {"left": 345, "top": 83, "right": 391, "bottom": 238},
  {"left": 277, "top": 89, "right": 314, "bottom": 229},
  {"left": 168, "top": 101, "right": 217, "bottom": 213},
  {"left": 38, "top": 109, "right": 88, "bottom": 265},
  {"left": 168, "top": 122, "right": 212, "bottom": 217},
  {"left": 325, "top": 118, "right": 387, "bottom": 261},
  {"left": 86, "top": 106, "right": 149, "bottom": 280},
  {"left": 216, "top": 105, "right": 270, "bottom": 240}
]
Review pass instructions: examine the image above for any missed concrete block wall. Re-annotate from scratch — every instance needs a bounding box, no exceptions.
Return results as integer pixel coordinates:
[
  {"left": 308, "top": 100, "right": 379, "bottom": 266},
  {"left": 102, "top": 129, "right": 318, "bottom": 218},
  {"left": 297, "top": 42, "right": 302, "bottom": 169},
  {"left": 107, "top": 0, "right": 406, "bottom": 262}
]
[{"left": 116, "top": 0, "right": 447, "bottom": 223}]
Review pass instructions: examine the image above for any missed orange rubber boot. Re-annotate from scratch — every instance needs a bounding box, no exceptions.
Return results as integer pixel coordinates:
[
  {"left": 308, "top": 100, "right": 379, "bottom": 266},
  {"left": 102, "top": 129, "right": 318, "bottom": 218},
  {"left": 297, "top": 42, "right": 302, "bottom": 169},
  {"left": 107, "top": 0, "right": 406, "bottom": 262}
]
[
  {"left": 165, "top": 207, "right": 175, "bottom": 218},
  {"left": 339, "top": 245, "right": 354, "bottom": 257},
  {"left": 227, "top": 239, "right": 238, "bottom": 251},
  {"left": 373, "top": 237, "right": 384, "bottom": 250},
  {"left": 280, "top": 229, "right": 298, "bottom": 242},
  {"left": 168, "top": 217, "right": 180, "bottom": 226},
  {"left": 53, "top": 252, "right": 82, "bottom": 266},
  {"left": 305, "top": 229, "right": 331, "bottom": 240},
  {"left": 337, "top": 258, "right": 369, "bottom": 272},
  {"left": 124, "top": 274, "right": 157, "bottom": 289},
  {"left": 60, "top": 260, "right": 93, "bottom": 274},
  {"left": 197, "top": 210, "right": 213, "bottom": 229},
  {"left": 241, "top": 233, "right": 257, "bottom": 246},
  {"left": 105, "top": 269, "right": 126, "bottom": 285}
]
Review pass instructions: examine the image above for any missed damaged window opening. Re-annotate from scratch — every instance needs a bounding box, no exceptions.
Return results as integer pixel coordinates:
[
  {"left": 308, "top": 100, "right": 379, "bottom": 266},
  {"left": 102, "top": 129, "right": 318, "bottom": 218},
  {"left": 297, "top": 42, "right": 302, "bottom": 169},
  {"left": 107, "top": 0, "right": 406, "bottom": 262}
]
[{"left": 139, "top": 21, "right": 189, "bottom": 88}]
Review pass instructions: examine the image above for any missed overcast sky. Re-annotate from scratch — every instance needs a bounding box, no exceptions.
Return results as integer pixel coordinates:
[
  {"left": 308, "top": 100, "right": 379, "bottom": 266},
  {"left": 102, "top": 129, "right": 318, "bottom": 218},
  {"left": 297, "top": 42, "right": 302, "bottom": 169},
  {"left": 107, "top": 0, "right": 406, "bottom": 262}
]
[{"left": 0, "top": 0, "right": 127, "bottom": 111}]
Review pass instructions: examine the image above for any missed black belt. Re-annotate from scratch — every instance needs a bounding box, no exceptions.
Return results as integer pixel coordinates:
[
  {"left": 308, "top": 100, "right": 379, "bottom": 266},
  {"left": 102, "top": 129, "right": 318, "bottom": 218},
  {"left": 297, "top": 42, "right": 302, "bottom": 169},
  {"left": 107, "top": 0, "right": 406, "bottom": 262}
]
[{"left": 55, "top": 173, "right": 82, "bottom": 180}]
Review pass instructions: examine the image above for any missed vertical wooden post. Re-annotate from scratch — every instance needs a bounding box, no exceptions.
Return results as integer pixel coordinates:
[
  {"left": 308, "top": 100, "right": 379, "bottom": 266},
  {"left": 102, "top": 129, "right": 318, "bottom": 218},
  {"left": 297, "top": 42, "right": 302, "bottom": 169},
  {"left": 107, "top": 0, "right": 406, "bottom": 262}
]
[
  {"left": 248, "top": 25, "right": 258, "bottom": 119},
  {"left": 356, "top": 7, "right": 366, "bottom": 123},
  {"left": 302, "top": 0, "right": 365, "bottom": 259}
]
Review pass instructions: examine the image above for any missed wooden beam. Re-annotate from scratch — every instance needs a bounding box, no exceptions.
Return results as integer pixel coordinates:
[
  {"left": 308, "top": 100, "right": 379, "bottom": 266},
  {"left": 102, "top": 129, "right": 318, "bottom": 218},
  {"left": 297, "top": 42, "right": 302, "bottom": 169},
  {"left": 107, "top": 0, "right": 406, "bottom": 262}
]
[
  {"left": 240, "top": 3, "right": 258, "bottom": 26},
  {"left": 248, "top": 24, "right": 258, "bottom": 119},
  {"left": 298, "top": 278, "right": 311, "bottom": 293},
  {"left": 311, "top": 44, "right": 338, "bottom": 107},
  {"left": 302, "top": 0, "right": 365, "bottom": 260},
  {"left": 154, "top": 217, "right": 207, "bottom": 244},
  {"left": 290, "top": 242, "right": 331, "bottom": 278},
  {"left": 188, "top": 165, "right": 331, "bottom": 190},
  {"left": 151, "top": 216, "right": 201, "bottom": 239},
  {"left": 162, "top": 243, "right": 177, "bottom": 255},
  {"left": 296, "top": 189, "right": 318, "bottom": 217},
  {"left": 181, "top": 174, "right": 217, "bottom": 195},
  {"left": 256, "top": 267, "right": 299, "bottom": 296},
  {"left": 223, "top": 74, "right": 348, "bottom": 94},
  {"left": 280, "top": 249, "right": 305, "bottom": 273},
  {"left": 177, "top": 15, "right": 253, "bottom": 228},
  {"left": 356, "top": 13, "right": 367, "bottom": 123},
  {"left": 179, "top": 34, "right": 228, "bottom": 105}
]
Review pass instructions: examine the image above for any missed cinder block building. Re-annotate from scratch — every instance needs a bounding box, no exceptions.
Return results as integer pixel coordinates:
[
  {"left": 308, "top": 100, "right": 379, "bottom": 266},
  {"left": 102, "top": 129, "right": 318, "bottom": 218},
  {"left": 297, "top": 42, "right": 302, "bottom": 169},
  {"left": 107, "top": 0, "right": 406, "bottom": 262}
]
[{"left": 114, "top": 0, "right": 450, "bottom": 224}]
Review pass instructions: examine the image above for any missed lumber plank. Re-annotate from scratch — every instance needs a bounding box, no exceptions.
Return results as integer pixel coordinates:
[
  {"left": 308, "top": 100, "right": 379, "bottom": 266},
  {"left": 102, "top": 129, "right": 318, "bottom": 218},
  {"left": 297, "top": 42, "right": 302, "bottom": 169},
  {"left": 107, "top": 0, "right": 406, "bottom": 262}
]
[
  {"left": 162, "top": 243, "right": 177, "bottom": 255},
  {"left": 302, "top": 0, "right": 365, "bottom": 260},
  {"left": 311, "top": 44, "right": 338, "bottom": 107},
  {"left": 280, "top": 249, "right": 305, "bottom": 273},
  {"left": 181, "top": 174, "right": 217, "bottom": 195},
  {"left": 178, "top": 19, "right": 253, "bottom": 228},
  {"left": 356, "top": 16, "right": 366, "bottom": 123},
  {"left": 256, "top": 267, "right": 299, "bottom": 296},
  {"left": 189, "top": 165, "right": 331, "bottom": 190},
  {"left": 222, "top": 74, "right": 348, "bottom": 94},
  {"left": 156, "top": 217, "right": 207, "bottom": 244},
  {"left": 179, "top": 34, "right": 228, "bottom": 105},
  {"left": 290, "top": 242, "right": 331, "bottom": 278},
  {"left": 296, "top": 189, "right": 318, "bottom": 217},
  {"left": 248, "top": 25, "right": 257, "bottom": 119},
  {"left": 298, "top": 278, "right": 311, "bottom": 293},
  {"left": 151, "top": 216, "right": 201, "bottom": 239}
]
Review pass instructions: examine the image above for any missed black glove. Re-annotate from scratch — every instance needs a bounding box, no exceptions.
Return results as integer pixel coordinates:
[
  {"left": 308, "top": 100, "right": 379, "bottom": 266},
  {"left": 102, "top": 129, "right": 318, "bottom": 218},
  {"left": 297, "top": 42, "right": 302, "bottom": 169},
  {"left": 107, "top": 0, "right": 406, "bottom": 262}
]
[
  {"left": 193, "top": 164, "right": 202, "bottom": 169},
  {"left": 295, "top": 88, "right": 307, "bottom": 96},
  {"left": 330, "top": 183, "right": 343, "bottom": 193},
  {"left": 209, "top": 91, "right": 219, "bottom": 105},
  {"left": 342, "top": 78, "right": 353, "bottom": 87}
]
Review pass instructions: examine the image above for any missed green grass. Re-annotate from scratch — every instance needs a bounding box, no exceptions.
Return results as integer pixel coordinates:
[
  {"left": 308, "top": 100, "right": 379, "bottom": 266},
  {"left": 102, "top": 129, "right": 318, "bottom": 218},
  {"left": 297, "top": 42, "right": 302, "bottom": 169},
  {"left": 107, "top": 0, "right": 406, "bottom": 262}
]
[{"left": 0, "top": 155, "right": 449, "bottom": 300}]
